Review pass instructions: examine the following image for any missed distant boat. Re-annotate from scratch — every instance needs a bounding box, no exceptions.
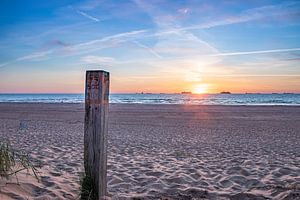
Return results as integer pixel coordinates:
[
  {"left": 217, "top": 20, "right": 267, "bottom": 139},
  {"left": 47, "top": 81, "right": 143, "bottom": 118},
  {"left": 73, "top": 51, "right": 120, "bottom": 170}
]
[
  {"left": 181, "top": 91, "right": 192, "bottom": 94},
  {"left": 245, "top": 92, "right": 261, "bottom": 94},
  {"left": 220, "top": 91, "right": 231, "bottom": 94}
]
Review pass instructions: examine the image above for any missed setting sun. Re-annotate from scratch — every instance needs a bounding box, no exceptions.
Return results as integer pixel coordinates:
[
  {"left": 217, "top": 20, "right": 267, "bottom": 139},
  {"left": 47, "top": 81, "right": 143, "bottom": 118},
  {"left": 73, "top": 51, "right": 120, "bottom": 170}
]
[{"left": 193, "top": 84, "right": 209, "bottom": 94}]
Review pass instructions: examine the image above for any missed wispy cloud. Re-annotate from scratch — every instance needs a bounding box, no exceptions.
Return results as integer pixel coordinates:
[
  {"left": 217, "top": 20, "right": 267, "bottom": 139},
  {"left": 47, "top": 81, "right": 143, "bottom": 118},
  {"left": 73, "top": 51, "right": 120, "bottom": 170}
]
[
  {"left": 132, "top": 0, "right": 221, "bottom": 77},
  {"left": 47, "top": 40, "right": 70, "bottom": 48},
  {"left": 73, "top": 29, "right": 148, "bottom": 50},
  {"left": 133, "top": 41, "right": 163, "bottom": 59},
  {"left": 16, "top": 50, "right": 52, "bottom": 61},
  {"left": 0, "top": 62, "right": 11, "bottom": 68},
  {"left": 62, "top": 29, "right": 149, "bottom": 57},
  {"left": 76, "top": 0, "right": 103, "bottom": 11},
  {"left": 0, "top": 29, "right": 148, "bottom": 69},
  {"left": 0, "top": 50, "right": 52, "bottom": 69},
  {"left": 81, "top": 56, "right": 116, "bottom": 64},
  {"left": 2, "top": 0, "right": 299, "bottom": 73},
  {"left": 209, "top": 48, "right": 300, "bottom": 57},
  {"left": 177, "top": 8, "right": 189, "bottom": 15},
  {"left": 131, "top": 1, "right": 300, "bottom": 60},
  {"left": 76, "top": 10, "right": 100, "bottom": 22},
  {"left": 154, "top": 1, "right": 300, "bottom": 35}
]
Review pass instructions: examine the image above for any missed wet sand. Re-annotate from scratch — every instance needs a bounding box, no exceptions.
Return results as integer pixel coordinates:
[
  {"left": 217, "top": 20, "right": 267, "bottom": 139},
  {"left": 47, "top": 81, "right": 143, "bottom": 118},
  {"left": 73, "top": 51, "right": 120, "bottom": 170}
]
[{"left": 0, "top": 103, "right": 299, "bottom": 199}]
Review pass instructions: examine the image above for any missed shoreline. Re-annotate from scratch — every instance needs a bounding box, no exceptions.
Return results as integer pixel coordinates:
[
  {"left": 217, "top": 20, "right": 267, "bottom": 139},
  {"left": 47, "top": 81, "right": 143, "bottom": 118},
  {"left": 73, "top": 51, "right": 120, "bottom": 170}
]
[{"left": 1, "top": 102, "right": 300, "bottom": 107}]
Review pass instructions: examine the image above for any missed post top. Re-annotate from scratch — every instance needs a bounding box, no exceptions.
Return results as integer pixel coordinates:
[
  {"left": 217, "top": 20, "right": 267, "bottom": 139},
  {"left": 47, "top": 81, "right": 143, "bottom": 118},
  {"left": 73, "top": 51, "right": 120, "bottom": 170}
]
[{"left": 86, "top": 70, "right": 109, "bottom": 74}]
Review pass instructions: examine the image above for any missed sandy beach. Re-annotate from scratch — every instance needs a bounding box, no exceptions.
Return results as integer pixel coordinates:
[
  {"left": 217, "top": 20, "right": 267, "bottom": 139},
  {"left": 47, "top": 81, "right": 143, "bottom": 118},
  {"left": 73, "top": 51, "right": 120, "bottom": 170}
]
[{"left": 0, "top": 103, "right": 299, "bottom": 199}]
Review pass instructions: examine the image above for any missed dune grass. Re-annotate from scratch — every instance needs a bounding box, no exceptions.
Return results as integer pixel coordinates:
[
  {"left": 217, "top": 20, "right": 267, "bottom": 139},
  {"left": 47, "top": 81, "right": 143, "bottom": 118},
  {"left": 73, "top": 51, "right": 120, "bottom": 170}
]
[
  {"left": 80, "top": 174, "right": 97, "bottom": 200},
  {"left": 0, "top": 141, "right": 38, "bottom": 182}
]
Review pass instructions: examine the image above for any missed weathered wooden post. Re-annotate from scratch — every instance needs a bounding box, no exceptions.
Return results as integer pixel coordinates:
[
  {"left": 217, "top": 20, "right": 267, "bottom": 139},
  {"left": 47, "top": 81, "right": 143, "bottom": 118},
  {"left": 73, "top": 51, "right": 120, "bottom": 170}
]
[{"left": 84, "top": 70, "right": 109, "bottom": 199}]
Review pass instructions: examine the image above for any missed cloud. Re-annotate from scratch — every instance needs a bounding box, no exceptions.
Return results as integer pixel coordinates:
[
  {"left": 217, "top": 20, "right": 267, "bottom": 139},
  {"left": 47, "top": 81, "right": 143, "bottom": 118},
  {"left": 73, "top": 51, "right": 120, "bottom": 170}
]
[
  {"left": 131, "top": 0, "right": 224, "bottom": 82},
  {"left": 63, "top": 29, "right": 149, "bottom": 57},
  {"left": 184, "top": 71, "right": 202, "bottom": 82},
  {"left": 127, "top": 0, "right": 300, "bottom": 83},
  {"left": 76, "top": 0, "right": 103, "bottom": 11},
  {"left": 73, "top": 29, "right": 148, "bottom": 50},
  {"left": 132, "top": 0, "right": 219, "bottom": 57},
  {"left": 177, "top": 8, "right": 189, "bottom": 15},
  {"left": 0, "top": 29, "right": 149, "bottom": 69},
  {"left": 2, "top": 0, "right": 299, "bottom": 73},
  {"left": 0, "top": 50, "right": 52, "bottom": 69},
  {"left": 16, "top": 50, "right": 52, "bottom": 61},
  {"left": 209, "top": 48, "right": 300, "bottom": 57},
  {"left": 0, "top": 62, "right": 11, "bottom": 68},
  {"left": 48, "top": 40, "right": 70, "bottom": 47},
  {"left": 133, "top": 41, "right": 163, "bottom": 59},
  {"left": 76, "top": 10, "right": 100, "bottom": 22},
  {"left": 154, "top": 1, "right": 300, "bottom": 35},
  {"left": 81, "top": 56, "right": 116, "bottom": 64}
]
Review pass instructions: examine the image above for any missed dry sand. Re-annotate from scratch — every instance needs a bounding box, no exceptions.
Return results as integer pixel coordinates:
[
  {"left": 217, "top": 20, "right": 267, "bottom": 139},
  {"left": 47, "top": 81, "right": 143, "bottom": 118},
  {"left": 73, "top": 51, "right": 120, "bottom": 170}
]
[{"left": 0, "top": 103, "right": 299, "bottom": 199}]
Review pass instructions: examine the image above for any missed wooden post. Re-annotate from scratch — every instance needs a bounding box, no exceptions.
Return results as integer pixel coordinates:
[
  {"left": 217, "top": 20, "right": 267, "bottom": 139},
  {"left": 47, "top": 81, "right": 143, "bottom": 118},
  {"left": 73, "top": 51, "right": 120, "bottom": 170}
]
[{"left": 84, "top": 70, "right": 109, "bottom": 199}]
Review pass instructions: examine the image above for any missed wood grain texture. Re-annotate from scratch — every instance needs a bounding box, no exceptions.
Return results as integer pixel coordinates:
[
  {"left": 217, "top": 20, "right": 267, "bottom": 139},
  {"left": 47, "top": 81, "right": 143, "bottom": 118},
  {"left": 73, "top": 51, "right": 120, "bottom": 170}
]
[{"left": 84, "top": 70, "right": 109, "bottom": 199}]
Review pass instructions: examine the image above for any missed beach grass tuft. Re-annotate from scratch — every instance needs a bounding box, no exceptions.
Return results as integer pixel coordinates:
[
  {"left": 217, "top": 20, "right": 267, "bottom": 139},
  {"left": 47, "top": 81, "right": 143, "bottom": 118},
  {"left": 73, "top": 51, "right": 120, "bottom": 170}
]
[
  {"left": 0, "top": 141, "right": 39, "bottom": 182},
  {"left": 80, "top": 174, "right": 97, "bottom": 200}
]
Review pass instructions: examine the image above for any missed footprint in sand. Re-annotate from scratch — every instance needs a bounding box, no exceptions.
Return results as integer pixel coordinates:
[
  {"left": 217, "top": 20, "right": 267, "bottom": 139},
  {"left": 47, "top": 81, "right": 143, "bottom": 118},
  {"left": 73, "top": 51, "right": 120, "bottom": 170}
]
[{"left": 219, "top": 179, "right": 234, "bottom": 188}]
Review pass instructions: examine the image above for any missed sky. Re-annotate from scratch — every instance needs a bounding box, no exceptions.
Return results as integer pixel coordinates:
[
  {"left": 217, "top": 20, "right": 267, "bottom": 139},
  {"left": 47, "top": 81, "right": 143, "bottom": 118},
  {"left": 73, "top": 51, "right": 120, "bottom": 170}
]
[{"left": 0, "top": 0, "right": 299, "bottom": 93}]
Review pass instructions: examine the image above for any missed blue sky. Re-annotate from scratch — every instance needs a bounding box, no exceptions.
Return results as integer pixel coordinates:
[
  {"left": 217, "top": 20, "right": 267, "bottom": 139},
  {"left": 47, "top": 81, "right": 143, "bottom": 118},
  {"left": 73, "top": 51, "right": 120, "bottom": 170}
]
[{"left": 0, "top": 0, "right": 299, "bottom": 93}]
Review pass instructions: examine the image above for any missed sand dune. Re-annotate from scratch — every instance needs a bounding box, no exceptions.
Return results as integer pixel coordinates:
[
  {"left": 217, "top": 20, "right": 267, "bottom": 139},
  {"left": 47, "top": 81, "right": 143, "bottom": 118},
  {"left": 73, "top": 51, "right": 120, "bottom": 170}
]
[{"left": 0, "top": 103, "right": 299, "bottom": 199}]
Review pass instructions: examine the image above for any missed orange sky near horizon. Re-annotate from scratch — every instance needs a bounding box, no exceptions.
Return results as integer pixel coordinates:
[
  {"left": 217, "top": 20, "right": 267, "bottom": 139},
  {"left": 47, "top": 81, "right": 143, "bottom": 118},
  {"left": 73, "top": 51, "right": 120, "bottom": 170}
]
[{"left": 0, "top": 70, "right": 299, "bottom": 94}]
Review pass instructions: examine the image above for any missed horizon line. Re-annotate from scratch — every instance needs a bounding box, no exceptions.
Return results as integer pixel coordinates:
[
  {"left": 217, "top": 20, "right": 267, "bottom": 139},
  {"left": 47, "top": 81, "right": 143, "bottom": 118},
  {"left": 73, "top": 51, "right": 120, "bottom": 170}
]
[{"left": 0, "top": 92, "right": 299, "bottom": 95}]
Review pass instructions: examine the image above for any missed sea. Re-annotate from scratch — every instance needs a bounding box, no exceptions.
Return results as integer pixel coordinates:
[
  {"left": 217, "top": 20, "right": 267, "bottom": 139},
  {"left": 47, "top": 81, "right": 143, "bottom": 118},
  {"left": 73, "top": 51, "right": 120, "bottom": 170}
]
[{"left": 0, "top": 93, "right": 299, "bottom": 105}]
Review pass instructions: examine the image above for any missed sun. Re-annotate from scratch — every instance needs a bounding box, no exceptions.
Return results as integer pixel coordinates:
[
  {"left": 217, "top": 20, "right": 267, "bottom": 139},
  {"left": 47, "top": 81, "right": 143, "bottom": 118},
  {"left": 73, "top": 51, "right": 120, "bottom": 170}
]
[{"left": 193, "top": 84, "right": 209, "bottom": 94}]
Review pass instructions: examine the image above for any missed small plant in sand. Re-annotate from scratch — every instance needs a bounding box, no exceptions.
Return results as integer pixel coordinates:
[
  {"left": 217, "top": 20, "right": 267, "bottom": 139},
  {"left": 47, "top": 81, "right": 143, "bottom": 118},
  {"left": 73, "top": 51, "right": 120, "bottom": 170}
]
[
  {"left": 80, "top": 174, "right": 97, "bottom": 200},
  {"left": 0, "top": 141, "right": 39, "bottom": 183}
]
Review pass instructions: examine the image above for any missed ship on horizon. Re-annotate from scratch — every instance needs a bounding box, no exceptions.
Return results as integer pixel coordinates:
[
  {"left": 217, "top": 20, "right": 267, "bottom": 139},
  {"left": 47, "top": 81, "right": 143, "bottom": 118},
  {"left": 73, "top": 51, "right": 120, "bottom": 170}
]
[
  {"left": 181, "top": 91, "right": 192, "bottom": 94},
  {"left": 220, "top": 91, "right": 231, "bottom": 94}
]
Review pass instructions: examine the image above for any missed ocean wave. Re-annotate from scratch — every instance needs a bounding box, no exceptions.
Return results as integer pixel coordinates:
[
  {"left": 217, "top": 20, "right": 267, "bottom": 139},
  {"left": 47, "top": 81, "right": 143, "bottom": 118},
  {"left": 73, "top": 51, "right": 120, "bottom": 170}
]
[{"left": 0, "top": 94, "right": 299, "bottom": 105}]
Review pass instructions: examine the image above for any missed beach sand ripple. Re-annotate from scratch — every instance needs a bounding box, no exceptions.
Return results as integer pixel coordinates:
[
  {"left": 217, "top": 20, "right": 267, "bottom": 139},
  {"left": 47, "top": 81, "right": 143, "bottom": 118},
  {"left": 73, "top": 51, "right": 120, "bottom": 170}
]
[{"left": 0, "top": 103, "right": 299, "bottom": 199}]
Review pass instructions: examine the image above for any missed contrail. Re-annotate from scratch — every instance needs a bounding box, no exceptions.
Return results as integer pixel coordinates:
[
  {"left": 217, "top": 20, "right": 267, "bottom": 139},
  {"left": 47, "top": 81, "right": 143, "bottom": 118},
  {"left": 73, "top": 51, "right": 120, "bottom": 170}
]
[
  {"left": 133, "top": 41, "right": 163, "bottom": 59},
  {"left": 210, "top": 48, "right": 300, "bottom": 57},
  {"left": 76, "top": 10, "right": 100, "bottom": 22}
]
